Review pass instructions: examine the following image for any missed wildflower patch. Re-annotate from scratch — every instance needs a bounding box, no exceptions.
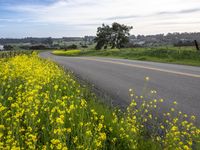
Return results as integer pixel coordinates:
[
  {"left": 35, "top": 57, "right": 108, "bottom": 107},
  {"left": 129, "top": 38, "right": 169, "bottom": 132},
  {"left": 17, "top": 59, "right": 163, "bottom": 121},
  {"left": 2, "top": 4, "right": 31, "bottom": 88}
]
[{"left": 0, "top": 54, "right": 199, "bottom": 149}]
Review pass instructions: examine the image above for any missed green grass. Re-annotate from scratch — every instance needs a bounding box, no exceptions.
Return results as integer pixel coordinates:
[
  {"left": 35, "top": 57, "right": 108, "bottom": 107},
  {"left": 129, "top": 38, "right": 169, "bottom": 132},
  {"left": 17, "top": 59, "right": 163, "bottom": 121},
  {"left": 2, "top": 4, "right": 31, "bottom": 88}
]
[
  {"left": 52, "top": 50, "right": 81, "bottom": 56},
  {"left": 53, "top": 46, "right": 200, "bottom": 66}
]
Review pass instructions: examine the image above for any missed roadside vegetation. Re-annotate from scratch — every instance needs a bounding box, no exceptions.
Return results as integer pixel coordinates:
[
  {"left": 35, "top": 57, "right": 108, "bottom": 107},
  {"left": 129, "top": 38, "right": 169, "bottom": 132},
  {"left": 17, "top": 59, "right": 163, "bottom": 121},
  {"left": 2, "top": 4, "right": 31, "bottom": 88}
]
[
  {"left": 0, "top": 50, "right": 34, "bottom": 58},
  {"left": 52, "top": 50, "right": 81, "bottom": 56},
  {"left": 50, "top": 22, "right": 200, "bottom": 66},
  {"left": 0, "top": 53, "right": 199, "bottom": 149},
  {"left": 53, "top": 46, "right": 200, "bottom": 66}
]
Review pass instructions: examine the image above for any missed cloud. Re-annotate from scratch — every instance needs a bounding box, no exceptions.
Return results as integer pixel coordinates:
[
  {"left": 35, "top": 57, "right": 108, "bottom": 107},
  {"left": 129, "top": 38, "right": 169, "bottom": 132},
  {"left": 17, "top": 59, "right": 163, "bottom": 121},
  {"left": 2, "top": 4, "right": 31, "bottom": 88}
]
[
  {"left": 153, "top": 21, "right": 200, "bottom": 25},
  {"left": 104, "top": 7, "right": 200, "bottom": 21},
  {"left": 105, "top": 15, "right": 142, "bottom": 20},
  {"left": 157, "top": 8, "right": 200, "bottom": 15},
  {"left": 6, "top": 0, "right": 200, "bottom": 23},
  {"left": 5, "top": 0, "right": 102, "bottom": 25},
  {"left": 1, "top": 0, "right": 200, "bottom": 37}
]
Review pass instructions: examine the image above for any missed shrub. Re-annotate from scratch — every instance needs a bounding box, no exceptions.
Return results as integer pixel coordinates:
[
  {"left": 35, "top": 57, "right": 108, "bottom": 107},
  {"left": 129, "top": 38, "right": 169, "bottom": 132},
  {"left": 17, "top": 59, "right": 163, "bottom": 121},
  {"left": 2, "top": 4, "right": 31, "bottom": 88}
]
[{"left": 67, "top": 44, "right": 78, "bottom": 49}]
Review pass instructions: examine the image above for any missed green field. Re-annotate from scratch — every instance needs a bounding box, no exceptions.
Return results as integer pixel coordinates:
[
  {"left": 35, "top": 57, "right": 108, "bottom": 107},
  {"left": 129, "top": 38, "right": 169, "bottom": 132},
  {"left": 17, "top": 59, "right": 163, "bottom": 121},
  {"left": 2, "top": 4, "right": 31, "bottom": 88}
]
[{"left": 53, "top": 46, "right": 200, "bottom": 66}]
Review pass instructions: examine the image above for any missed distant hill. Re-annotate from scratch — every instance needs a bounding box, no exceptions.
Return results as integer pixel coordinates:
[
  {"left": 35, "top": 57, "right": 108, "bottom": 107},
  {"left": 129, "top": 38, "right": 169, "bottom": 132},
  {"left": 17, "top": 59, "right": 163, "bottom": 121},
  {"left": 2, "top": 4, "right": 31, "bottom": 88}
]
[
  {"left": 0, "top": 32, "right": 199, "bottom": 47},
  {"left": 129, "top": 32, "right": 200, "bottom": 46}
]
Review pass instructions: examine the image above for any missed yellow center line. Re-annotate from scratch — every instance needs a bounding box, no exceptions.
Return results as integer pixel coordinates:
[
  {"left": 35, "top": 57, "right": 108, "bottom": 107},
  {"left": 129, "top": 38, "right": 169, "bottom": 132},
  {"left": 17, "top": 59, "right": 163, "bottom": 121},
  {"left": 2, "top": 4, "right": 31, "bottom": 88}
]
[{"left": 79, "top": 57, "right": 200, "bottom": 78}]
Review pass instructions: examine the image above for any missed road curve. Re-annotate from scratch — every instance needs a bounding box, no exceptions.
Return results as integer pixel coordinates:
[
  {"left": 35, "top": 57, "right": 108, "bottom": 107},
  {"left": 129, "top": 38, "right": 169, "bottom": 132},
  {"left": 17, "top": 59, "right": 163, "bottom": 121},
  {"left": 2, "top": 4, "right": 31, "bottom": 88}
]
[{"left": 40, "top": 51, "right": 200, "bottom": 123}]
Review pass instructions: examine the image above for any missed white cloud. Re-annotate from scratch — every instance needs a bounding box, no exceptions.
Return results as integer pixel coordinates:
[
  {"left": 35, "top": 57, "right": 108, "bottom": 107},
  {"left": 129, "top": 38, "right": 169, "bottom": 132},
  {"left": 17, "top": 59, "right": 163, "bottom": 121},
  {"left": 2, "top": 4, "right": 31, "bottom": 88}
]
[{"left": 5, "top": 0, "right": 200, "bottom": 36}]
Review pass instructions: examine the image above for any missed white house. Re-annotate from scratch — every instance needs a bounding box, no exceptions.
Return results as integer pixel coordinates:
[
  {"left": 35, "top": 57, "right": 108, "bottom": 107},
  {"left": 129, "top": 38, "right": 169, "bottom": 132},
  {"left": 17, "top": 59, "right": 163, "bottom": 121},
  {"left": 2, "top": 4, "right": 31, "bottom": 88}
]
[{"left": 0, "top": 45, "right": 4, "bottom": 50}]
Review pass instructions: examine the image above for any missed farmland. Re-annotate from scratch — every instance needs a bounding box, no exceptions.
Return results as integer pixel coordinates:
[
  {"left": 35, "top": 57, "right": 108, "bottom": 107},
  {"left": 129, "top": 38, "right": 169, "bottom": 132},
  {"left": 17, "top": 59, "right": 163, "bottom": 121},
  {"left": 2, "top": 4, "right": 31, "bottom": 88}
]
[{"left": 0, "top": 52, "right": 199, "bottom": 149}]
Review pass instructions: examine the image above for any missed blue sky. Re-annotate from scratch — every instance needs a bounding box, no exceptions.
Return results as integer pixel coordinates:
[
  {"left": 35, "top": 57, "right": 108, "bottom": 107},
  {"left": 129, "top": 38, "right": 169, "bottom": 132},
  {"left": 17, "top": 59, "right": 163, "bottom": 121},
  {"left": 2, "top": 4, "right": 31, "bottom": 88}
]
[{"left": 0, "top": 0, "right": 200, "bottom": 38}]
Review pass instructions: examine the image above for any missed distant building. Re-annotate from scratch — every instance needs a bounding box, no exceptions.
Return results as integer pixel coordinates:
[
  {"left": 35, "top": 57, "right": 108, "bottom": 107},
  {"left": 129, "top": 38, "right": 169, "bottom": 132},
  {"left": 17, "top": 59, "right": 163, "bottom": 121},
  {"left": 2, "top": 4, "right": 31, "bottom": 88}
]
[{"left": 0, "top": 45, "right": 4, "bottom": 51}]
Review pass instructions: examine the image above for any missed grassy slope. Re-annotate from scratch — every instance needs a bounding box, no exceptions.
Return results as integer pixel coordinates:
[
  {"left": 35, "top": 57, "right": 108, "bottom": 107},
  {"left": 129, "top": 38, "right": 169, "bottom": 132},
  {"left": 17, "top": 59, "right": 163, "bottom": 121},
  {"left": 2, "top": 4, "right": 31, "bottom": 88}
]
[{"left": 53, "top": 46, "right": 200, "bottom": 66}]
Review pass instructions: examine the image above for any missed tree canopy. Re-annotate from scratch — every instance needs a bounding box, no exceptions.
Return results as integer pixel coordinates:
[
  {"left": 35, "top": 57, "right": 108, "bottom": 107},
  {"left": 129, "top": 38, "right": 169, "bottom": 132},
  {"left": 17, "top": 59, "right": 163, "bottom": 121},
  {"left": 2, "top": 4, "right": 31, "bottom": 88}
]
[{"left": 94, "top": 22, "right": 133, "bottom": 50}]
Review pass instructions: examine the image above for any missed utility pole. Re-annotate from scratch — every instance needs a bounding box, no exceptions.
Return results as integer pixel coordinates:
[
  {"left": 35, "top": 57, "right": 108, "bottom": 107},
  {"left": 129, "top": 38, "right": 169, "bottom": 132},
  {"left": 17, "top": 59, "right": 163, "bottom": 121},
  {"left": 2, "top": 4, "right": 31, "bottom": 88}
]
[{"left": 194, "top": 40, "right": 199, "bottom": 51}]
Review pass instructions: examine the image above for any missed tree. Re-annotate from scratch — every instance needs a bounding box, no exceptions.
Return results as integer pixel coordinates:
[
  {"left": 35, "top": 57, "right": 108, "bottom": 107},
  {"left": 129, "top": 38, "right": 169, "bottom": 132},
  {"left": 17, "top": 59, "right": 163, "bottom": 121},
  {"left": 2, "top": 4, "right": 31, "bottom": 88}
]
[
  {"left": 94, "top": 24, "right": 112, "bottom": 50},
  {"left": 67, "top": 44, "right": 78, "bottom": 50},
  {"left": 110, "top": 22, "right": 133, "bottom": 48},
  {"left": 94, "top": 22, "right": 133, "bottom": 50},
  {"left": 43, "top": 37, "right": 53, "bottom": 46},
  {"left": 4, "top": 45, "right": 13, "bottom": 51}
]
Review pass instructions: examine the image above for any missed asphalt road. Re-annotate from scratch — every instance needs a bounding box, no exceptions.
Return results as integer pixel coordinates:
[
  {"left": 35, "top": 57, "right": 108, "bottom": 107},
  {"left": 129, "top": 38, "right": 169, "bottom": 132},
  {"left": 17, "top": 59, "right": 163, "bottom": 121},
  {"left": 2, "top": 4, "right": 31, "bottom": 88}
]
[{"left": 40, "top": 52, "right": 200, "bottom": 123}]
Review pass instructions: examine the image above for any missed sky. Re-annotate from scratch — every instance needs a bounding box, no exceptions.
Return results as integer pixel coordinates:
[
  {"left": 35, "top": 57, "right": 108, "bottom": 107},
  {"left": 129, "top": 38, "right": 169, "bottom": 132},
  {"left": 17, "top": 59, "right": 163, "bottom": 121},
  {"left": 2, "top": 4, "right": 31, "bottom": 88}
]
[{"left": 0, "top": 0, "right": 200, "bottom": 38}]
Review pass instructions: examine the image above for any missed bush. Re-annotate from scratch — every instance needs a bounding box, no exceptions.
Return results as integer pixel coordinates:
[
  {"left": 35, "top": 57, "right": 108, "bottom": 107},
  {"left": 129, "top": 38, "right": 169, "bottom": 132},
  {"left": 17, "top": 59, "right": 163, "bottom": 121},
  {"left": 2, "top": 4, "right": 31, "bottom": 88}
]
[
  {"left": 81, "top": 45, "right": 88, "bottom": 48},
  {"left": 67, "top": 44, "right": 78, "bottom": 49},
  {"left": 3, "top": 45, "right": 14, "bottom": 51},
  {"left": 174, "top": 40, "right": 195, "bottom": 47}
]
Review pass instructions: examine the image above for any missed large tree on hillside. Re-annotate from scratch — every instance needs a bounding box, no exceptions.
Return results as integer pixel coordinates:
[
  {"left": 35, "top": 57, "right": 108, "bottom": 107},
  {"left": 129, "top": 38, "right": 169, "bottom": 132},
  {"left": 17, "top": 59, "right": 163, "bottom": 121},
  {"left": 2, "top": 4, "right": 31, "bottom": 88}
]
[
  {"left": 94, "top": 22, "right": 133, "bottom": 50},
  {"left": 94, "top": 24, "right": 112, "bottom": 50}
]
